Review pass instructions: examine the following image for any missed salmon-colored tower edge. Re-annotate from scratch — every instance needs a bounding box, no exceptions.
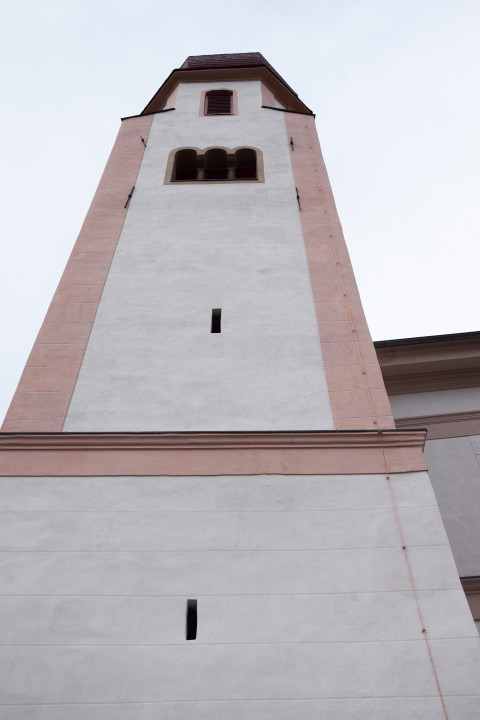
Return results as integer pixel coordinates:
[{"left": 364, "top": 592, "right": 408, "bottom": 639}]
[
  {"left": 284, "top": 113, "right": 396, "bottom": 430},
  {"left": 1, "top": 115, "right": 154, "bottom": 432}
]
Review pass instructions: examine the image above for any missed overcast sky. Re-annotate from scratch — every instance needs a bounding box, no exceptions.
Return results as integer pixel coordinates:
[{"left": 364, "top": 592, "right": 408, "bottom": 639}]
[{"left": 1, "top": 0, "right": 479, "bottom": 423}]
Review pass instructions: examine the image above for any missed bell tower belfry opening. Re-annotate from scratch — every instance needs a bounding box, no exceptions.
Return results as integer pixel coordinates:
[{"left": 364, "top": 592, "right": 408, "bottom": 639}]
[{"left": 0, "top": 53, "right": 478, "bottom": 717}]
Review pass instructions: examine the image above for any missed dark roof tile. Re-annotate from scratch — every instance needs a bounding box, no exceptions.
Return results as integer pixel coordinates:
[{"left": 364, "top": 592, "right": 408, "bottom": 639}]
[{"left": 180, "top": 53, "right": 297, "bottom": 95}]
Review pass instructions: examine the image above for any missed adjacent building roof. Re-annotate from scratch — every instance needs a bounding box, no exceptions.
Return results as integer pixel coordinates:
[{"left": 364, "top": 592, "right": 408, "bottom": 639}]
[
  {"left": 374, "top": 330, "right": 480, "bottom": 348},
  {"left": 375, "top": 330, "right": 480, "bottom": 395}
]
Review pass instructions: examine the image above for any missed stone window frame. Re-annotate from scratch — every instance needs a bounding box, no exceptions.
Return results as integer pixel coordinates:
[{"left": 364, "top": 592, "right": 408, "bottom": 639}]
[
  {"left": 199, "top": 89, "right": 239, "bottom": 117},
  {"left": 164, "top": 146, "right": 265, "bottom": 184}
]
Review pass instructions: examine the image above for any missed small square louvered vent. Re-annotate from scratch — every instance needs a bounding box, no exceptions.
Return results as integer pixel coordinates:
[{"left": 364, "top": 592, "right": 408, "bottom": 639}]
[{"left": 206, "top": 91, "right": 232, "bottom": 115}]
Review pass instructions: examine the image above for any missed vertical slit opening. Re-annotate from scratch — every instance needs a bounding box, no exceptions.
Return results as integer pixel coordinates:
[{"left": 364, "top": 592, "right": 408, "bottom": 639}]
[
  {"left": 186, "top": 599, "right": 197, "bottom": 640},
  {"left": 211, "top": 308, "right": 222, "bottom": 333}
]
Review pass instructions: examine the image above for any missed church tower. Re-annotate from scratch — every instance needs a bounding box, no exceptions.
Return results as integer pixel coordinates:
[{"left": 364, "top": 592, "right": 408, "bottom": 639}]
[{"left": 0, "top": 53, "right": 478, "bottom": 718}]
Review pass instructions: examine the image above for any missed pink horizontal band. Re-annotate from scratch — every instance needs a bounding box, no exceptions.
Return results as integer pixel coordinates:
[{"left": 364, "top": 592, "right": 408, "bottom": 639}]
[{"left": 0, "top": 430, "right": 427, "bottom": 476}]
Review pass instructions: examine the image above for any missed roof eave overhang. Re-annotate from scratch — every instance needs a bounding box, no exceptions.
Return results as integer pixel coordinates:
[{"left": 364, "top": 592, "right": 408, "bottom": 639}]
[
  {"left": 375, "top": 334, "right": 480, "bottom": 395},
  {"left": 141, "top": 66, "right": 313, "bottom": 116}
]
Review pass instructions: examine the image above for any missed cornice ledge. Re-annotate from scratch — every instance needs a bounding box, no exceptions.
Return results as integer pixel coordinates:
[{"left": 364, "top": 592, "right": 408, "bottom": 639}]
[
  {"left": 395, "top": 411, "right": 480, "bottom": 428},
  {"left": 395, "top": 410, "right": 480, "bottom": 440},
  {"left": 461, "top": 576, "right": 480, "bottom": 594},
  {"left": 384, "top": 367, "right": 480, "bottom": 395},
  {"left": 0, "top": 430, "right": 426, "bottom": 451}
]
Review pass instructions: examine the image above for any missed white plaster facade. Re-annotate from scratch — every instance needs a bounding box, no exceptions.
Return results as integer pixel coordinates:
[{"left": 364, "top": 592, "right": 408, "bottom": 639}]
[
  {"left": 64, "top": 81, "right": 333, "bottom": 432},
  {"left": 390, "top": 387, "right": 480, "bottom": 419},
  {"left": 1, "top": 471, "right": 478, "bottom": 717}
]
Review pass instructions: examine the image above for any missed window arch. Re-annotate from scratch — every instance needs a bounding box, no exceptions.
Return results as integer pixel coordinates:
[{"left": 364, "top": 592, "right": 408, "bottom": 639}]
[
  {"left": 204, "top": 149, "right": 228, "bottom": 180},
  {"left": 172, "top": 149, "right": 198, "bottom": 181},
  {"left": 166, "top": 147, "right": 264, "bottom": 184},
  {"left": 205, "top": 90, "right": 233, "bottom": 115},
  {"left": 235, "top": 148, "right": 257, "bottom": 180}
]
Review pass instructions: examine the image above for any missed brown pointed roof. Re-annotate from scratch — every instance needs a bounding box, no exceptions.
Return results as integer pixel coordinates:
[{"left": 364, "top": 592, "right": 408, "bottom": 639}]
[{"left": 179, "top": 53, "right": 297, "bottom": 96}]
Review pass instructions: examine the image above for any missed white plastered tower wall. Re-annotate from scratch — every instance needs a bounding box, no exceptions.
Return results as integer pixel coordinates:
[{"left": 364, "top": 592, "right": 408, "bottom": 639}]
[
  {"left": 63, "top": 79, "right": 333, "bottom": 431},
  {"left": 0, "top": 54, "right": 479, "bottom": 718}
]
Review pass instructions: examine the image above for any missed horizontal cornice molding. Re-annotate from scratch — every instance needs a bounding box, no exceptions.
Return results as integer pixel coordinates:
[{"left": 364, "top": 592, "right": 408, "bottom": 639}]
[
  {"left": 395, "top": 410, "right": 480, "bottom": 440},
  {"left": 384, "top": 367, "right": 480, "bottom": 395},
  {"left": 461, "top": 577, "right": 480, "bottom": 620},
  {"left": 461, "top": 576, "right": 480, "bottom": 594},
  {"left": 0, "top": 430, "right": 427, "bottom": 477},
  {"left": 0, "top": 430, "right": 426, "bottom": 450},
  {"left": 376, "top": 336, "right": 480, "bottom": 395}
]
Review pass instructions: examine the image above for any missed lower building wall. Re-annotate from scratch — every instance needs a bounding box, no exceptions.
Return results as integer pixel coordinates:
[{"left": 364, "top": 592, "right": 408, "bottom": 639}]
[
  {"left": 0, "top": 472, "right": 479, "bottom": 717},
  {"left": 424, "top": 435, "right": 480, "bottom": 578},
  {"left": 387, "top": 384, "right": 480, "bottom": 625}
]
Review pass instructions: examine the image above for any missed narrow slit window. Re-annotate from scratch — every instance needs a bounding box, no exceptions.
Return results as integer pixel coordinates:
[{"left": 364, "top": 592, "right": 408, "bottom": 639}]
[
  {"left": 211, "top": 309, "right": 222, "bottom": 333},
  {"left": 186, "top": 599, "right": 197, "bottom": 640}
]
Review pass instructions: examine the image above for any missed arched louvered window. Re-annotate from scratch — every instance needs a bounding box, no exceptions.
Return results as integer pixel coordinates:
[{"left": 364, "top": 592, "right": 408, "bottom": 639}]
[
  {"left": 204, "top": 149, "right": 228, "bottom": 180},
  {"left": 205, "top": 90, "right": 233, "bottom": 115},
  {"left": 172, "top": 149, "right": 198, "bottom": 181},
  {"left": 167, "top": 147, "right": 263, "bottom": 184},
  {"left": 235, "top": 148, "right": 257, "bottom": 180}
]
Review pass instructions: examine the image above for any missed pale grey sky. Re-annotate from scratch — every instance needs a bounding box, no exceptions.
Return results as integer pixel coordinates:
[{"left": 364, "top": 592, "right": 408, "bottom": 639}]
[{"left": 1, "top": 0, "right": 479, "bottom": 422}]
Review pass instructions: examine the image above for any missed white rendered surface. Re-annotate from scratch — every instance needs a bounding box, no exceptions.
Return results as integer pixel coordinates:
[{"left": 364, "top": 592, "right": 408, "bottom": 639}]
[
  {"left": 389, "top": 386, "right": 480, "bottom": 418},
  {"left": 0, "top": 471, "right": 479, "bottom": 715},
  {"left": 389, "top": 383, "right": 480, "bottom": 577},
  {"left": 64, "top": 81, "right": 332, "bottom": 431}
]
